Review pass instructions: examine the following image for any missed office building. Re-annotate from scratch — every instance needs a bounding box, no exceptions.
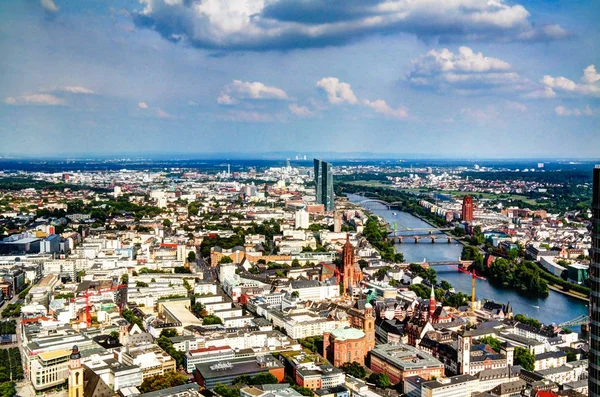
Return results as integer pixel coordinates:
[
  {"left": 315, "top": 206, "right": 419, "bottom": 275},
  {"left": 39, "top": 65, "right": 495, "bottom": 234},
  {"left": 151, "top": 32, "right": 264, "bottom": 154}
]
[
  {"left": 314, "top": 159, "right": 334, "bottom": 212},
  {"left": 590, "top": 165, "right": 600, "bottom": 397},
  {"left": 462, "top": 196, "right": 474, "bottom": 222}
]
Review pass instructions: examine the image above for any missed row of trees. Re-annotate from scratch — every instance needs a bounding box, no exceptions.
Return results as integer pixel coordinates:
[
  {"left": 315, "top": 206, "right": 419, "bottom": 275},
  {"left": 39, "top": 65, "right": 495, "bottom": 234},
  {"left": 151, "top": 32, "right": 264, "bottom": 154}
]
[
  {"left": 156, "top": 329, "right": 184, "bottom": 369},
  {"left": 0, "top": 348, "right": 23, "bottom": 383},
  {"left": 362, "top": 217, "right": 404, "bottom": 263},
  {"left": 0, "top": 321, "right": 16, "bottom": 336},
  {"left": 339, "top": 361, "right": 392, "bottom": 388},
  {"left": 0, "top": 305, "right": 20, "bottom": 318}
]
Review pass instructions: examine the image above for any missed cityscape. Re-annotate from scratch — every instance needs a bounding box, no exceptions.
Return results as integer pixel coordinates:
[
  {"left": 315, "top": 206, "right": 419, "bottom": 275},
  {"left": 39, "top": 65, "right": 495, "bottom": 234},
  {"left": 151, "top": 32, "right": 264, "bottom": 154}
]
[{"left": 1, "top": 1, "right": 600, "bottom": 397}]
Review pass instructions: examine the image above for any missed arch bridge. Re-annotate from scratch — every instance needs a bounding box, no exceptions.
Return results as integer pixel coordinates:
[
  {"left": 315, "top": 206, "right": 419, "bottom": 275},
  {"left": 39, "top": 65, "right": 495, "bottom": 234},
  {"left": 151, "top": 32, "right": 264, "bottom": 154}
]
[{"left": 356, "top": 198, "right": 405, "bottom": 208}]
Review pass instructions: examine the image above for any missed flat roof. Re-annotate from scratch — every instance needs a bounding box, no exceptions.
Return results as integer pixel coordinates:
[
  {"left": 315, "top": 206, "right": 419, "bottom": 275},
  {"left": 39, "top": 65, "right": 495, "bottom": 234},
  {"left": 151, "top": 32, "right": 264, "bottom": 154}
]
[
  {"left": 162, "top": 303, "right": 202, "bottom": 326},
  {"left": 38, "top": 349, "right": 70, "bottom": 361},
  {"left": 370, "top": 343, "right": 443, "bottom": 370},
  {"left": 195, "top": 356, "right": 283, "bottom": 380}
]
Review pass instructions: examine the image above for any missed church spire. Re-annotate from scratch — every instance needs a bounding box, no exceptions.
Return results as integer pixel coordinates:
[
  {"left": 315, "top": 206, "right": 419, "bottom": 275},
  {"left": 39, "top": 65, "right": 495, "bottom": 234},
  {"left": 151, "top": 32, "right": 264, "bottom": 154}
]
[{"left": 428, "top": 285, "right": 436, "bottom": 320}]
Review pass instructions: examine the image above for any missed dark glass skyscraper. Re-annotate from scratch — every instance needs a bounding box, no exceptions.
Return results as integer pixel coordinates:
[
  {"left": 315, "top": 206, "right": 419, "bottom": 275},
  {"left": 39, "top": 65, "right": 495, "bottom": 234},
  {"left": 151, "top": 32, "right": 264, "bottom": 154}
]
[
  {"left": 313, "top": 159, "right": 334, "bottom": 211},
  {"left": 591, "top": 165, "right": 600, "bottom": 397}
]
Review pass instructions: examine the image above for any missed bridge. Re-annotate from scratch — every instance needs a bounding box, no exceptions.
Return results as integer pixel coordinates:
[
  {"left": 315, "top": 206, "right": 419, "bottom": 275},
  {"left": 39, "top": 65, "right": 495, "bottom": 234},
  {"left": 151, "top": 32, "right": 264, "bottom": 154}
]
[
  {"left": 558, "top": 314, "right": 588, "bottom": 327},
  {"left": 394, "top": 235, "right": 453, "bottom": 244},
  {"left": 356, "top": 198, "right": 405, "bottom": 209}
]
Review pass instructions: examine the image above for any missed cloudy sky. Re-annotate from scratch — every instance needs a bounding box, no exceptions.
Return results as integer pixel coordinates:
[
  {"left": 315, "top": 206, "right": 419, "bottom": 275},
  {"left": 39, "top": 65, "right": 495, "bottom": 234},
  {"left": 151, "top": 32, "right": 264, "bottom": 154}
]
[{"left": 1, "top": 0, "right": 599, "bottom": 158}]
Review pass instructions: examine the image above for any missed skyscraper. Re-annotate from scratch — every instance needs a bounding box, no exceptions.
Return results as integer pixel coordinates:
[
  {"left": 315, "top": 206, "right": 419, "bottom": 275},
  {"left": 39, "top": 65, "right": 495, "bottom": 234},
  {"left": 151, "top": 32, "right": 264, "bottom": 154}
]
[
  {"left": 462, "top": 195, "right": 474, "bottom": 222},
  {"left": 313, "top": 159, "right": 334, "bottom": 211},
  {"left": 590, "top": 165, "right": 600, "bottom": 397}
]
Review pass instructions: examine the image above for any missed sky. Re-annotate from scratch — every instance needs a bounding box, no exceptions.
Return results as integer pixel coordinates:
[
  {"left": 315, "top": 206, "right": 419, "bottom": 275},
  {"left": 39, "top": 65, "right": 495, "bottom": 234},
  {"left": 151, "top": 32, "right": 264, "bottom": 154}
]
[{"left": 0, "top": 0, "right": 599, "bottom": 158}]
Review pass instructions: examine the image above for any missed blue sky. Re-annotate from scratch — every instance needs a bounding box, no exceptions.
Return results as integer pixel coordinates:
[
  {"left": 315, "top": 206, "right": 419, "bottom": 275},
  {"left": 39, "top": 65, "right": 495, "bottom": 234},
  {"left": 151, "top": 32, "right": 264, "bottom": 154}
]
[{"left": 1, "top": 0, "right": 599, "bottom": 158}]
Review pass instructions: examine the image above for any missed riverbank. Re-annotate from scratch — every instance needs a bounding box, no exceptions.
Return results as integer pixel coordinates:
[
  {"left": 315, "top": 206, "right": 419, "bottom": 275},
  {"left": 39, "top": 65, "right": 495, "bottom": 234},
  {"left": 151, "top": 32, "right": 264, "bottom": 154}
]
[{"left": 547, "top": 284, "right": 589, "bottom": 302}]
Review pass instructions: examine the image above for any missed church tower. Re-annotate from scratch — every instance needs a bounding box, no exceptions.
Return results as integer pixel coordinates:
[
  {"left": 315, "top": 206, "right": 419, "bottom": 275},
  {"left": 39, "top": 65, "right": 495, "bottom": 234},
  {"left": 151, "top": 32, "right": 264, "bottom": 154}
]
[
  {"left": 364, "top": 302, "right": 376, "bottom": 351},
  {"left": 68, "top": 345, "right": 84, "bottom": 397},
  {"left": 341, "top": 235, "right": 355, "bottom": 294},
  {"left": 428, "top": 285, "right": 436, "bottom": 320}
]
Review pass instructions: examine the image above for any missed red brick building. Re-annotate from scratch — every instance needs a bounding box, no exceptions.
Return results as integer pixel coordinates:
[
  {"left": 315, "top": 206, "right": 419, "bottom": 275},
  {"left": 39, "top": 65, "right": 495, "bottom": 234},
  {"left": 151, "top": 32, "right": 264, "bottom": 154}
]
[
  {"left": 462, "top": 196, "right": 474, "bottom": 222},
  {"left": 323, "top": 327, "right": 368, "bottom": 367}
]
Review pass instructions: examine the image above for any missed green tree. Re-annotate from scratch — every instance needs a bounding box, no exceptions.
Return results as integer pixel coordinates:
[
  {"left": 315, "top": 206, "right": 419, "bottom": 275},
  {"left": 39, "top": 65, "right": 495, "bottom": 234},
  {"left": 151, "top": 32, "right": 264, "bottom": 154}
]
[
  {"left": 139, "top": 371, "right": 187, "bottom": 393},
  {"left": 249, "top": 373, "right": 278, "bottom": 385},
  {"left": 187, "top": 251, "right": 197, "bottom": 263},
  {"left": 367, "top": 373, "right": 392, "bottom": 388},
  {"left": 219, "top": 256, "right": 234, "bottom": 264},
  {"left": 213, "top": 384, "right": 241, "bottom": 397},
  {"left": 340, "top": 361, "right": 367, "bottom": 379},
  {"left": 202, "top": 315, "right": 223, "bottom": 325},
  {"left": 514, "top": 314, "right": 542, "bottom": 329},
  {"left": 291, "top": 386, "right": 314, "bottom": 396},
  {"left": 291, "top": 258, "right": 301, "bottom": 267},
  {"left": 439, "top": 280, "right": 452, "bottom": 290},
  {"left": 160, "top": 328, "right": 178, "bottom": 338},
  {"left": 478, "top": 336, "right": 502, "bottom": 352},
  {"left": 514, "top": 347, "right": 535, "bottom": 371},
  {"left": 162, "top": 219, "right": 172, "bottom": 227}
]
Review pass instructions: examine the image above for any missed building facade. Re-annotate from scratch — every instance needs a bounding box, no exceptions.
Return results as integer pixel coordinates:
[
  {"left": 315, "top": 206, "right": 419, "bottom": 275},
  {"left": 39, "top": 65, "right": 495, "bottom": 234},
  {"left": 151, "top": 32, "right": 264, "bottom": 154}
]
[
  {"left": 462, "top": 196, "right": 474, "bottom": 222},
  {"left": 590, "top": 165, "right": 600, "bottom": 397},
  {"left": 314, "top": 159, "right": 334, "bottom": 212},
  {"left": 323, "top": 327, "right": 368, "bottom": 367}
]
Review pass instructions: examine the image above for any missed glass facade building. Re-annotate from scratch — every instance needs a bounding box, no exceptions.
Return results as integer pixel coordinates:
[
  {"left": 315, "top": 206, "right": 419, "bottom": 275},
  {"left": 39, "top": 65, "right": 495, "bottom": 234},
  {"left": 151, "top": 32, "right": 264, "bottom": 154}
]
[
  {"left": 591, "top": 165, "right": 600, "bottom": 397},
  {"left": 313, "top": 159, "right": 335, "bottom": 212}
]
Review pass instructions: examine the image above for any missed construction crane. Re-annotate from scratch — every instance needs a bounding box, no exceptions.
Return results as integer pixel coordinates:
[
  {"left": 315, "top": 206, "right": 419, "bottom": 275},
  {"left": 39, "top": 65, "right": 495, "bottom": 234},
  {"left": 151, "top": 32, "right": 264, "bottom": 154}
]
[{"left": 81, "top": 284, "right": 128, "bottom": 327}]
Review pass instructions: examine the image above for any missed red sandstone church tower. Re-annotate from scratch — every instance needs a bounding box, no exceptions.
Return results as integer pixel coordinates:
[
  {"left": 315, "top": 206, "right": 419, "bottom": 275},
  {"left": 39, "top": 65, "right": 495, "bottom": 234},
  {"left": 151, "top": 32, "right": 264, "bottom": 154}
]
[
  {"left": 462, "top": 196, "right": 474, "bottom": 222},
  {"left": 340, "top": 235, "right": 362, "bottom": 295},
  {"left": 428, "top": 285, "right": 436, "bottom": 320}
]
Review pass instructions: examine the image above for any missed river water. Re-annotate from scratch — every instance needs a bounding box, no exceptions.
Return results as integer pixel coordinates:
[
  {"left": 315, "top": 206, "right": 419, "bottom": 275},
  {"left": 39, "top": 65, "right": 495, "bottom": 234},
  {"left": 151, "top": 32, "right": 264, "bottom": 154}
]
[{"left": 347, "top": 194, "right": 588, "bottom": 327}]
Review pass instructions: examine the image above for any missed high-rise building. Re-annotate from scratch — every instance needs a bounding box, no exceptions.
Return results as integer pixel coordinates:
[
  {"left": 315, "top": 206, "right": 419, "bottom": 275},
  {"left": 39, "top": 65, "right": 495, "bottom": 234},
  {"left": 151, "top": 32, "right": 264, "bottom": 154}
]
[
  {"left": 590, "top": 165, "right": 600, "bottom": 397},
  {"left": 462, "top": 196, "right": 474, "bottom": 222},
  {"left": 313, "top": 159, "right": 334, "bottom": 211}
]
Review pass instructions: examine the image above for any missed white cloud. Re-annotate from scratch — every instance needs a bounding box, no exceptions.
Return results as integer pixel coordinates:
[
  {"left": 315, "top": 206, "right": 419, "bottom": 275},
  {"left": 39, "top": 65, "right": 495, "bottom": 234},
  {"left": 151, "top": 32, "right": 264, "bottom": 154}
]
[
  {"left": 554, "top": 105, "right": 597, "bottom": 117},
  {"left": 4, "top": 94, "right": 64, "bottom": 106},
  {"left": 582, "top": 65, "right": 600, "bottom": 84},
  {"left": 363, "top": 99, "right": 408, "bottom": 119},
  {"left": 316, "top": 77, "right": 358, "bottom": 105},
  {"left": 223, "top": 110, "right": 273, "bottom": 123},
  {"left": 61, "top": 86, "right": 94, "bottom": 94},
  {"left": 541, "top": 65, "right": 600, "bottom": 97},
  {"left": 288, "top": 104, "right": 313, "bottom": 117},
  {"left": 217, "top": 93, "right": 236, "bottom": 105},
  {"left": 41, "top": 0, "right": 58, "bottom": 12},
  {"left": 517, "top": 24, "right": 569, "bottom": 41},
  {"left": 138, "top": 102, "right": 149, "bottom": 109},
  {"left": 505, "top": 101, "right": 527, "bottom": 112},
  {"left": 218, "top": 80, "right": 288, "bottom": 105},
  {"left": 524, "top": 87, "right": 556, "bottom": 99},
  {"left": 156, "top": 107, "right": 174, "bottom": 119},
  {"left": 461, "top": 106, "right": 498, "bottom": 121},
  {"left": 188, "top": 101, "right": 198, "bottom": 106},
  {"left": 408, "top": 46, "right": 529, "bottom": 94},
  {"left": 134, "top": 0, "right": 567, "bottom": 51}
]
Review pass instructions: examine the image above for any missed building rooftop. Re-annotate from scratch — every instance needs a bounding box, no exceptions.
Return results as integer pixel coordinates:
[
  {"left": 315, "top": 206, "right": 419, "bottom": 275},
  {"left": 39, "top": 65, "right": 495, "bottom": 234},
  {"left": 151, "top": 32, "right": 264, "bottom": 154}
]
[
  {"left": 421, "top": 375, "right": 476, "bottom": 390},
  {"left": 370, "top": 343, "right": 444, "bottom": 370},
  {"left": 330, "top": 327, "right": 365, "bottom": 341}
]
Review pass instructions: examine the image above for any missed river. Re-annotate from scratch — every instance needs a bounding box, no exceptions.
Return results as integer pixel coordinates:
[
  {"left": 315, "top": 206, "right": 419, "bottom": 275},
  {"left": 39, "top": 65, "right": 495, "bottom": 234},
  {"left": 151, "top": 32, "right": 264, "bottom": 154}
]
[{"left": 347, "top": 194, "right": 588, "bottom": 327}]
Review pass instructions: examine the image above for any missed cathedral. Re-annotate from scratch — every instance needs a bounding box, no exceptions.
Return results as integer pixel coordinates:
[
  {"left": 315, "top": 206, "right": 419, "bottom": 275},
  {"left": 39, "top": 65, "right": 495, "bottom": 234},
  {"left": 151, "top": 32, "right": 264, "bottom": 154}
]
[{"left": 338, "top": 235, "right": 363, "bottom": 295}]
